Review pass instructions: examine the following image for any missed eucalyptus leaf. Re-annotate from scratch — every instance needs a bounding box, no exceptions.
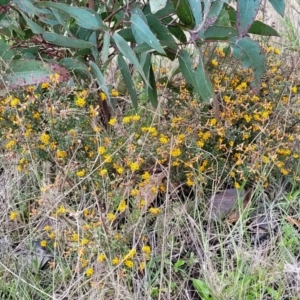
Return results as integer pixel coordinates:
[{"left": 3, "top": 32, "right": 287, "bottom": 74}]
[
  {"left": 178, "top": 49, "right": 195, "bottom": 86},
  {"left": 269, "top": 0, "right": 285, "bottom": 17},
  {"left": 143, "top": 53, "right": 158, "bottom": 107},
  {"left": 173, "top": 0, "right": 195, "bottom": 28},
  {"left": 101, "top": 31, "right": 110, "bottom": 64},
  {"left": 134, "top": 43, "right": 153, "bottom": 53},
  {"left": 59, "top": 58, "right": 91, "bottom": 80},
  {"left": 194, "top": 53, "right": 215, "bottom": 102},
  {"left": 188, "top": 0, "right": 202, "bottom": 27},
  {"left": 179, "top": 50, "right": 215, "bottom": 103},
  {"left": 134, "top": 41, "right": 176, "bottom": 54},
  {"left": 69, "top": 24, "right": 93, "bottom": 41},
  {"left": 0, "top": 13, "right": 6, "bottom": 23},
  {"left": 89, "top": 61, "right": 110, "bottom": 100},
  {"left": 248, "top": 20, "right": 280, "bottom": 37},
  {"left": 203, "top": 1, "right": 224, "bottom": 31},
  {"left": 147, "top": 15, "right": 178, "bottom": 60},
  {"left": 131, "top": 8, "right": 146, "bottom": 44},
  {"left": 131, "top": 8, "right": 166, "bottom": 55},
  {"left": 227, "top": 6, "right": 279, "bottom": 37},
  {"left": 89, "top": 31, "right": 99, "bottom": 62},
  {"left": 113, "top": 32, "right": 148, "bottom": 85},
  {"left": 204, "top": 26, "right": 237, "bottom": 40},
  {"left": 149, "top": 0, "right": 167, "bottom": 14},
  {"left": 13, "top": 0, "right": 51, "bottom": 16},
  {"left": 43, "top": 32, "right": 94, "bottom": 49},
  {"left": 237, "top": 0, "right": 261, "bottom": 39},
  {"left": 118, "top": 28, "right": 136, "bottom": 42},
  {"left": 0, "top": 0, "right": 10, "bottom": 5},
  {"left": 51, "top": 7, "right": 73, "bottom": 36},
  {"left": 0, "top": 40, "right": 9, "bottom": 56},
  {"left": 1, "top": 60, "right": 53, "bottom": 88},
  {"left": 168, "top": 25, "right": 187, "bottom": 43},
  {"left": 36, "top": 2, "right": 105, "bottom": 30},
  {"left": 151, "top": 1, "right": 175, "bottom": 19},
  {"left": 117, "top": 54, "right": 138, "bottom": 110},
  {"left": 229, "top": 36, "right": 265, "bottom": 88},
  {"left": 19, "top": 11, "right": 45, "bottom": 34},
  {"left": 147, "top": 60, "right": 158, "bottom": 107}
]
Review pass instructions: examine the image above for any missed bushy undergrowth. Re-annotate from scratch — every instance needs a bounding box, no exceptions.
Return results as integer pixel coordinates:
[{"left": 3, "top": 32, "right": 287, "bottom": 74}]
[{"left": 1, "top": 44, "right": 300, "bottom": 299}]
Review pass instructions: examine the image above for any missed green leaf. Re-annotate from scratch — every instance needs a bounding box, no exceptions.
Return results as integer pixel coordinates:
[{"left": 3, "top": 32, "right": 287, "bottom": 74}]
[
  {"left": 149, "top": 0, "right": 167, "bottom": 13},
  {"left": 179, "top": 50, "right": 215, "bottom": 103},
  {"left": 19, "top": 12, "right": 45, "bottom": 34},
  {"left": 168, "top": 25, "right": 187, "bottom": 43},
  {"left": 151, "top": 287, "right": 159, "bottom": 297},
  {"left": 59, "top": 58, "right": 91, "bottom": 80},
  {"left": 0, "top": 40, "right": 9, "bottom": 55},
  {"left": 117, "top": 54, "right": 138, "bottom": 110},
  {"left": 143, "top": 53, "right": 158, "bottom": 107},
  {"left": 36, "top": 2, "right": 105, "bottom": 30},
  {"left": 174, "top": 259, "right": 185, "bottom": 272},
  {"left": 215, "top": 7, "right": 231, "bottom": 27},
  {"left": 192, "top": 279, "right": 213, "bottom": 300},
  {"left": 0, "top": 13, "right": 6, "bottom": 22},
  {"left": 0, "top": 15, "right": 25, "bottom": 37},
  {"left": 13, "top": 0, "right": 51, "bottom": 16},
  {"left": 173, "top": 0, "right": 195, "bottom": 28},
  {"left": 227, "top": 6, "right": 279, "bottom": 37},
  {"left": 88, "top": 61, "right": 110, "bottom": 101},
  {"left": 188, "top": 0, "right": 202, "bottom": 27},
  {"left": 147, "top": 15, "right": 176, "bottom": 45},
  {"left": 134, "top": 43, "right": 153, "bottom": 53},
  {"left": 237, "top": 0, "right": 261, "bottom": 39},
  {"left": 135, "top": 41, "right": 178, "bottom": 54},
  {"left": 118, "top": 28, "right": 136, "bottom": 42},
  {"left": 20, "top": 47, "right": 40, "bottom": 59},
  {"left": 51, "top": 7, "right": 73, "bottom": 36},
  {"left": 248, "top": 20, "right": 280, "bottom": 36},
  {"left": 147, "top": 15, "right": 178, "bottom": 60},
  {"left": 0, "top": 0, "right": 10, "bottom": 5},
  {"left": 148, "top": 65, "right": 158, "bottom": 107},
  {"left": 154, "top": 1, "right": 175, "bottom": 18},
  {"left": 131, "top": 8, "right": 166, "bottom": 55},
  {"left": 131, "top": 8, "right": 147, "bottom": 44},
  {"left": 69, "top": 24, "right": 93, "bottom": 41},
  {"left": 113, "top": 32, "right": 148, "bottom": 85},
  {"left": 204, "top": 1, "right": 224, "bottom": 30},
  {"left": 266, "top": 286, "right": 281, "bottom": 299},
  {"left": 42, "top": 32, "right": 94, "bottom": 49},
  {"left": 194, "top": 53, "right": 215, "bottom": 102},
  {"left": 89, "top": 31, "right": 99, "bottom": 62},
  {"left": 229, "top": 36, "right": 265, "bottom": 88},
  {"left": 0, "top": 60, "right": 53, "bottom": 88},
  {"left": 178, "top": 50, "right": 195, "bottom": 85},
  {"left": 204, "top": 25, "right": 237, "bottom": 40},
  {"left": 0, "top": 40, "right": 14, "bottom": 60},
  {"left": 269, "top": 0, "right": 285, "bottom": 17},
  {"left": 111, "top": 10, "right": 125, "bottom": 28},
  {"left": 226, "top": 5, "right": 241, "bottom": 27},
  {"left": 101, "top": 32, "right": 110, "bottom": 64}
]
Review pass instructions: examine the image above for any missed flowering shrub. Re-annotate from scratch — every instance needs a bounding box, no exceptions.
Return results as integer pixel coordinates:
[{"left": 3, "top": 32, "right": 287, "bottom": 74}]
[{"left": 1, "top": 43, "right": 300, "bottom": 296}]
